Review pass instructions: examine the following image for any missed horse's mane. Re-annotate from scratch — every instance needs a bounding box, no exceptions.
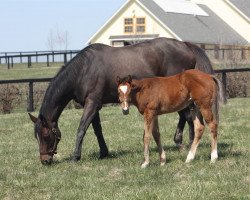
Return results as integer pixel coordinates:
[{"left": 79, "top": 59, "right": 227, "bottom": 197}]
[{"left": 40, "top": 43, "right": 107, "bottom": 118}]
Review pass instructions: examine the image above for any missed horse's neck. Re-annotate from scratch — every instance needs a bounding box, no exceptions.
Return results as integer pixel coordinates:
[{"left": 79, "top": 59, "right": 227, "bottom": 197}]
[{"left": 40, "top": 77, "right": 74, "bottom": 122}]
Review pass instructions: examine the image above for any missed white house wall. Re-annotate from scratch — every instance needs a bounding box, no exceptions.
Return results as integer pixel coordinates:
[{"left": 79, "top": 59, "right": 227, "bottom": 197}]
[{"left": 91, "top": 0, "right": 176, "bottom": 45}]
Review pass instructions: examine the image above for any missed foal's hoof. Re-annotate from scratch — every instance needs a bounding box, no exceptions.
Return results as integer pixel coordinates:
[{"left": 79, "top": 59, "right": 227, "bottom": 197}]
[
  {"left": 185, "top": 151, "right": 195, "bottom": 163},
  {"left": 141, "top": 162, "right": 149, "bottom": 168}
]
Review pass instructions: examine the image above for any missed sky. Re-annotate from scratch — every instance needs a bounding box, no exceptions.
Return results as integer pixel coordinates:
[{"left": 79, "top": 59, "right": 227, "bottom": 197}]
[{"left": 0, "top": 0, "right": 127, "bottom": 52}]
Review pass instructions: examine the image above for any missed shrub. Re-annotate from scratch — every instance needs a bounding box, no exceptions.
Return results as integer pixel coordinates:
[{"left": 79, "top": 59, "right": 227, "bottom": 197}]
[{"left": 0, "top": 84, "right": 21, "bottom": 114}]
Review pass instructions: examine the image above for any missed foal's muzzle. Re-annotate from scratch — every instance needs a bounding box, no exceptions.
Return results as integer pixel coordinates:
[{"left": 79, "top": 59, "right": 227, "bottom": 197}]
[
  {"left": 122, "top": 108, "right": 129, "bottom": 115},
  {"left": 121, "top": 101, "right": 130, "bottom": 115}
]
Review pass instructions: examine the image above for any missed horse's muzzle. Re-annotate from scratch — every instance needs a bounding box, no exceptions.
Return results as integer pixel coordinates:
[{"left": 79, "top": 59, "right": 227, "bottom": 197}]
[
  {"left": 122, "top": 109, "right": 129, "bottom": 115},
  {"left": 40, "top": 155, "right": 53, "bottom": 165}
]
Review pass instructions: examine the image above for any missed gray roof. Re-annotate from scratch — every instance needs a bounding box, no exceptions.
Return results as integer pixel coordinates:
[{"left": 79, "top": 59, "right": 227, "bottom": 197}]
[
  {"left": 139, "top": 0, "right": 248, "bottom": 45},
  {"left": 229, "top": 0, "right": 250, "bottom": 19}
]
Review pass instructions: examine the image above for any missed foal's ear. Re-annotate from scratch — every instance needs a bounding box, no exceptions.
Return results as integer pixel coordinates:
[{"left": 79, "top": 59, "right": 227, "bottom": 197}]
[
  {"left": 126, "top": 75, "right": 132, "bottom": 83},
  {"left": 116, "top": 76, "right": 121, "bottom": 84},
  {"left": 28, "top": 113, "right": 38, "bottom": 124}
]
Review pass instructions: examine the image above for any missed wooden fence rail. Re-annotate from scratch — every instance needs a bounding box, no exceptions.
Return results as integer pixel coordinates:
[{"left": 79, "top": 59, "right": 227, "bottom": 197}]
[
  {"left": 0, "top": 50, "right": 80, "bottom": 68},
  {"left": 0, "top": 68, "right": 249, "bottom": 112}
]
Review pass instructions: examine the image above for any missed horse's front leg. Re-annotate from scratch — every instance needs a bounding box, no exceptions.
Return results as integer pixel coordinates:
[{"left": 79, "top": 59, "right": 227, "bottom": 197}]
[
  {"left": 92, "top": 111, "right": 109, "bottom": 159},
  {"left": 141, "top": 112, "right": 155, "bottom": 168},
  {"left": 72, "top": 98, "right": 101, "bottom": 161}
]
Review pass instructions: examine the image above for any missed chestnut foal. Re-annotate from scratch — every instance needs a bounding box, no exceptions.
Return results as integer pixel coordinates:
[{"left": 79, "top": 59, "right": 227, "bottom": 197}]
[{"left": 117, "top": 69, "right": 226, "bottom": 168}]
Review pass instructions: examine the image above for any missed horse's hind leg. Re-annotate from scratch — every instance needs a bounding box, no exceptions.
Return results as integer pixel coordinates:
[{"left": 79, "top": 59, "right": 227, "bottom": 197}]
[
  {"left": 185, "top": 109, "right": 205, "bottom": 163},
  {"left": 152, "top": 117, "right": 166, "bottom": 166},
  {"left": 92, "top": 111, "right": 109, "bottom": 159},
  {"left": 174, "top": 107, "right": 195, "bottom": 149},
  {"left": 201, "top": 109, "right": 218, "bottom": 163}
]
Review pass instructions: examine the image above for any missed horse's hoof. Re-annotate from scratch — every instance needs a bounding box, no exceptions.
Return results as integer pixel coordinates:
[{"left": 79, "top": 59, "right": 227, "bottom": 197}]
[
  {"left": 99, "top": 150, "right": 109, "bottom": 159},
  {"left": 70, "top": 155, "right": 81, "bottom": 162},
  {"left": 141, "top": 162, "right": 149, "bottom": 168},
  {"left": 177, "top": 144, "right": 185, "bottom": 151}
]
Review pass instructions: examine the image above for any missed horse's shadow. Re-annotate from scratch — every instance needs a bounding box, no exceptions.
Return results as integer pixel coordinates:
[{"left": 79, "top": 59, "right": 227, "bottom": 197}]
[{"left": 51, "top": 141, "right": 241, "bottom": 165}]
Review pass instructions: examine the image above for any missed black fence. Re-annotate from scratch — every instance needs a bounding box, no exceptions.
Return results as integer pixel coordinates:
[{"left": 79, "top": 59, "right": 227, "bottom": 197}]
[
  {"left": 0, "top": 50, "right": 80, "bottom": 68},
  {"left": 0, "top": 68, "right": 249, "bottom": 113}
]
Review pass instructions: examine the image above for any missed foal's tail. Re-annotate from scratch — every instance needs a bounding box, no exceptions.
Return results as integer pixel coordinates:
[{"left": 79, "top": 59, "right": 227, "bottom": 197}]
[
  {"left": 185, "top": 42, "right": 214, "bottom": 74},
  {"left": 212, "top": 76, "right": 227, "bottom": 122}
]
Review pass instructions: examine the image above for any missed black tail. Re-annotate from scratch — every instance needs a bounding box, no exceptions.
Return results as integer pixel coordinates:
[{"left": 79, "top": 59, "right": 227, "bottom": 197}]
[{"left": 185, "top": 42, "right": 214, "bottom": 74}]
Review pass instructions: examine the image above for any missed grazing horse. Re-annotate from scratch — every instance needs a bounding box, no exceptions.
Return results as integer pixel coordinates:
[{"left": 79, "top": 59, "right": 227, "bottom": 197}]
[
  {"left": 117, "top": 69, "right": 226, "bottom": 168},
  {"left": 28, "top": 38, "right": 213, "bottom": 165}
]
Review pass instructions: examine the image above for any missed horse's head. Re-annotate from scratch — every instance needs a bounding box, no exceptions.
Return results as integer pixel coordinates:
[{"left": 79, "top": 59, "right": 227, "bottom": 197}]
[
  {"left": 116, "top": 75, "right": 133, "bottom": 115},
  {"left": 28, "top": 113, "right": 61, "bottom": 165}
]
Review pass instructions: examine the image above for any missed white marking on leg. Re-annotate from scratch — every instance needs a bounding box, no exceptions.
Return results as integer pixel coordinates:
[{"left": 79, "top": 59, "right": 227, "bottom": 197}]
[
  {"left": 185, "top": 151, "right": 195, "bottom": 163},
  {"left": 119, "top": 85, "right": 128, "bottom": 94},
  {"left": 160, "top": 150, "right": 166, "bottom": 166},
  {"left": 141, "top": 161, "right": 149, "bottom": 168},
  {"left": 211, "top": 150, "right": 218, "bottom": 163}
]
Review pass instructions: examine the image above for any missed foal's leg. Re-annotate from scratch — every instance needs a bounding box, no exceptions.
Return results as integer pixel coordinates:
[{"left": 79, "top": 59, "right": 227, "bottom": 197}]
[
  {"left": 201, "top": 109, "right": 218, "bottom": 163},
  {"left": 92, "top": 112, "right": 109, "bottom": 159},
  {"left": 141, "top": 112, "right": 155, "bottom": 168},
  {"left": 152, "top": 117, "right": 166, "bottom": 166},
  {"left": 185, "top": 110, "right": 205, "bottom": 163}
]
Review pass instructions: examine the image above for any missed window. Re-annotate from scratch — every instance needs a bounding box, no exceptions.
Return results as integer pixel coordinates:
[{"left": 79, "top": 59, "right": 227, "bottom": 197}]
[
  {"left": 124, "top": 18, "right": 133, "bottom": 33},
  {"left": 124, "top": 17, "right": 146, "bottom": 33},
  {"left": 136, "top": 18, "right": 145, "bottom": 33}
]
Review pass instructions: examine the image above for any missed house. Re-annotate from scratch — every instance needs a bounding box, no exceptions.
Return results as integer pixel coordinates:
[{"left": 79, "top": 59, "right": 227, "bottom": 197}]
[{"left": 87, "top": 0, "right": 250, "bottom": 60}]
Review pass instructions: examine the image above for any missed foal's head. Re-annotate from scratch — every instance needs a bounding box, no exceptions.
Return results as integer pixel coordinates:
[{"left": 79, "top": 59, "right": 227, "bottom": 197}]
[
  {"left": 116, "top": 75, "right": 133, "bottom": 115},
  {"left": 28, "top": 113, "right": 61, "bottom": 165}
]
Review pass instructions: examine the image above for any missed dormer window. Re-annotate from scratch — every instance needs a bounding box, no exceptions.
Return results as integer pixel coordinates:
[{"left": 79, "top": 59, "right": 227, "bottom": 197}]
[{"left": 124, "top": 17, "right": 146, "bottom": 33}]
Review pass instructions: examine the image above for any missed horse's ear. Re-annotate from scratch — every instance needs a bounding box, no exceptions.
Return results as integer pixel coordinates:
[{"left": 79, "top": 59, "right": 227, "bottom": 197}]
[
  {"left": 116, "top": 76, "right": 121, "bottom": 85},
  {"left": 28, "top": 113, "right": 38, "bottom": 124},
  {"left": 39, "top": 114, "right": 49, "bottom": 128},
  {"left": 127, "top": 75, "right": 132, "bottom": 83}
]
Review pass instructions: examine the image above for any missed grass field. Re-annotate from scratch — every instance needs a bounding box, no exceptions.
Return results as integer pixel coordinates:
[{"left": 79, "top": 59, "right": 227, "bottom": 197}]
[
  {"left": 0, "top": 98, "right": 249, "bottom": 199},
  {"left": 0, "top": 63, "right": 62, "bottom": 80}
]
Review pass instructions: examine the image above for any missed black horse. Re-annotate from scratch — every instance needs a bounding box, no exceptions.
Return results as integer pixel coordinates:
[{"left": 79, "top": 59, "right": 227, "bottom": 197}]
[{"left": 28, "top": 38, "right": 213, "bottom": 165}]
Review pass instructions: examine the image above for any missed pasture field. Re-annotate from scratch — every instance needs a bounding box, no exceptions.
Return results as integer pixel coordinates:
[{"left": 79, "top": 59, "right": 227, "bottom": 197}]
[
  {"left": 0, "top": 98, "right": 249, "bottom": 200},
  {"left": 0, "top": 63, "right": 62, "bottom": 80}
]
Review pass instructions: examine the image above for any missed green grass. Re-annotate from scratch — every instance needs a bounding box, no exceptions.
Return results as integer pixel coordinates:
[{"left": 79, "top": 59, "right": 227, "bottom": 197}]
[
  {"left": 0, "top": 63, "right": 62, "bottom": 80},
  {"left": 0, "top": 98, "right": 249, "bottom": 199}
]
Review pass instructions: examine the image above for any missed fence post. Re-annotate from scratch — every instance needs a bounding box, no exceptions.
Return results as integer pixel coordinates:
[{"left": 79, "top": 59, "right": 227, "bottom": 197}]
[
  {"left": 11, "top": 57, "right": 14, "bottom": 68},
  {"left": 20, "top": 52, "right": 22, "bottom": 63},
  {"left": 64, "top": 53, "right": 67, "bottom": 64},
  {"left": 52, "top": 51, "right": 55, "bottom": 62},
  {"left": 7, "top": 57, "right": 10, "bottom": 69},
  {"left": 47, "top": 55, "right": 49, "bottom": 66},
  {"left": 36, "top": 52, "right": 38, "bottom": 63},
  {"left": 27, "top": 81, "right": 34, "bottom": 112},
  {"left": 222, "top": 71, "right": 227, "bottom": 94},
  {"left": 28, "top": 56, "right": 31, "bottom": 68}
]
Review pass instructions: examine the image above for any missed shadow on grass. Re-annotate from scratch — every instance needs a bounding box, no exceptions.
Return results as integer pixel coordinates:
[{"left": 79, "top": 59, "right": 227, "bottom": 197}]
[{"left": 50, "top": 141, "right": 241, "bottom": 165}]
